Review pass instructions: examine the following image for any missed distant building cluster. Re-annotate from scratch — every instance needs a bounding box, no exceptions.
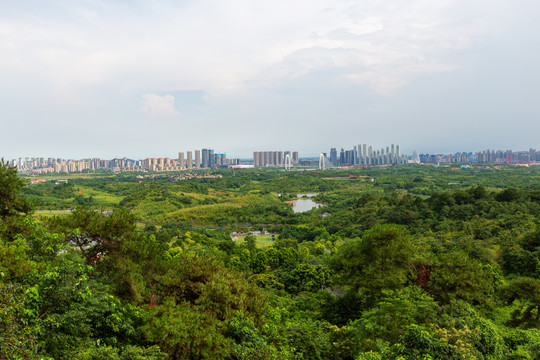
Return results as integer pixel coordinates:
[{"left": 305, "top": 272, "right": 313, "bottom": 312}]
[
  {"left": 8, "top": 157, "right": 136, "bottom": 174},
  {"left": 419, "top": 148, "right": 540, "bottom": 165},
  {"left": 323, "top": 143, "right": 408, "bottom": 166},
  {"left": 6, "top": 145, "right": 540, "bottom": 174},
  {"left": 253, "top": 151, "right": 299, "bottom": 167},
  {"left": 175, "top": 149, "right": 237, "bottom": 172},
  {"left": 9, "top": 149, "right": 240, "bottom": 174}
]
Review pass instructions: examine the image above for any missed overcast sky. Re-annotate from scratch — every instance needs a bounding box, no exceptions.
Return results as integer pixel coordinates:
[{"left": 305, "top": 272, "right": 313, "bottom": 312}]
[{"left": 1, "top": 0, "right": 539, "bottom": 159}]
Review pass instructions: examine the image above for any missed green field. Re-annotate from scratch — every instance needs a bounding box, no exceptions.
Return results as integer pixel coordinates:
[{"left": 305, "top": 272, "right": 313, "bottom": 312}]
[
  {"left": 34, "top": 209, "right": 72, "bottom": 217},
  {"left": 235, "top": 234, "right": 276, "bottom": 248}
]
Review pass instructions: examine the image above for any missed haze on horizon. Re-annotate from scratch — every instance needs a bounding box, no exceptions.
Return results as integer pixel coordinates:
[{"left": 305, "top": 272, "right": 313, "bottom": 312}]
[{"left": 1, "top": 0, "right": 539, "bottom": 160}]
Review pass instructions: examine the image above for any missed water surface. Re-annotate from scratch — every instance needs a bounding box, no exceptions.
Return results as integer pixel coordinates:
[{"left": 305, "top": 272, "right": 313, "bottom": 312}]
[{"left": 292, "top": 193, "right": 323, "bottom": 213}]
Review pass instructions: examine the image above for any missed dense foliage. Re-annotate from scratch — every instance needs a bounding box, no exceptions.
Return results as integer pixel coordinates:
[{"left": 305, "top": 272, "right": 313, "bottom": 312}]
[{"left": 1, "top": 163, "right": 540, "bottom": 359}]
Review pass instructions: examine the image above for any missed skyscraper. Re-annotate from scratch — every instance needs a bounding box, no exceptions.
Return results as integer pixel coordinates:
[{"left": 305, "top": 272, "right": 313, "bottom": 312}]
[
  {"left": 330, "top": 148, "right": 337, "bottom": 165},
  {"left": 362, "top": 144, "right": 367, "bottom": 164},
  {"left": 178, "top": 152, "right": 184, "bottom": 169},
  {"left": 202, "top": 149, "right": 209, "bottom": 168},
  {"left": 186, "top": 151, "right": 192, "bottom": 169},
  {"left": 253, "top": 151, "right": 296, "bottom": 167},
  {"left": 292, "top": 151, "right": 299, "bottom": 164},
  {"left": 208, "top": 149, "right": 215, "bottom": 167},
  {"left": 195, "top": 150, "right": 201, "bottom": 168}
]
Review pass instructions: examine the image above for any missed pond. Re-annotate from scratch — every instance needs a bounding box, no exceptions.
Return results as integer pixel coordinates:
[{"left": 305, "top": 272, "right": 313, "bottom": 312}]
[{"left": 292, "top": 193, "right": 324, "bottom": 213}]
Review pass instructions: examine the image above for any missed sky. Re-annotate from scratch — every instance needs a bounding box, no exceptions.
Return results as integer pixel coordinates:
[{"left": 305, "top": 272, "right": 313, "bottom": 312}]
[{"left": 1, "top": 0, "right": 539, "bottom": 159}]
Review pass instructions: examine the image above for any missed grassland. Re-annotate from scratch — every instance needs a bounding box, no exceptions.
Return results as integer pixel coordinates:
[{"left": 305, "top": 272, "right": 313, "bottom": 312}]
[
  {"left": 234, "top": 234, "right": 275, "bottom": 248},
  {"left": 34, "top": 209, "right": 72, "bottom": 217}
]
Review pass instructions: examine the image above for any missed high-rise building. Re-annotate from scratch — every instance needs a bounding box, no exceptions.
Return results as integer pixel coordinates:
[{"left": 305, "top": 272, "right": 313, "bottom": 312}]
[
  {"left": 292, "top": 151, "right": 299, "bottom": 164},
  {"left": 186, "top": 151, "right": 193, "bottom": 169},
  {"left": 178, "top": 152, "right": 185, "bottom": 168},
  {"left": 195, "top": 150, "right": 201, "bottom": 168},
  {"left": 252, "top": 151, "right": 297, "bottom": 167},
  {"left": 202, "top": 148, "right": 214, "bottom": 168},
  {"left": 362, "top": 144, "right": 367, "bottom": 164},
  {"left": 201, "top": 149, "right": 208, "bottom": 168},
  {"left": 253, "top": 152, "right": 258, "bottom": 167},
  {"left": 215, "top": 153, "right": 226, "bottom": 166},
  {"left": 208, "top": 149, "right": 215, "bottom": 167},
  {"left": 330, "top": 148, "right": 337, "bottom": 165},
  {"left": 327, "top": 142, "right": 407, "bottom": 165}
]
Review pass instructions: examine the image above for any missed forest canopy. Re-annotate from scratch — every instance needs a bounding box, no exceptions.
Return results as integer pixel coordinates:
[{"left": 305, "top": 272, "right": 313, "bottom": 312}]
[{"left": 1, "top": 163, "right": 539, "bottom": 359}]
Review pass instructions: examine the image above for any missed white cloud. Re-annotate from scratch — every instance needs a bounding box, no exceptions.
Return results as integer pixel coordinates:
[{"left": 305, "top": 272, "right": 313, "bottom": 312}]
[
  {"left": 141, "top": 94, "right": 180, "bottom": 117},
  {"left": 1, "top": 0, "right": 539, "bottom": 158},
  {"left": 0, "top": 0, "right": 503, "bottom": 99}
]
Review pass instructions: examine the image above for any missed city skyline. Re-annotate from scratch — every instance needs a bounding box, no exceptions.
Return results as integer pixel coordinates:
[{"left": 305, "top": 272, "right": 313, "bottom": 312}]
[
  {"left": 1, "top": 1, "right": 539, "bottom": 159},
  {"left": 6, "top": 145, "right": 540, "bottom": 175},
  {"left": 4, "top": 143, "right": 540, "bottom": 163}
]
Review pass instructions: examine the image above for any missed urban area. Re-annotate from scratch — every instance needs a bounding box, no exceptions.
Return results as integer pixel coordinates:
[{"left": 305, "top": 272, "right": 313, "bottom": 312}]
[{"left": 6, "top": 144, "right": 540, "bottom": 174}]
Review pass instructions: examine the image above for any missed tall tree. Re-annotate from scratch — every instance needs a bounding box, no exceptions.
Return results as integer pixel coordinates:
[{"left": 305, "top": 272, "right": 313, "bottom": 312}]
[
  {"left": 0, "top": 159, "right": 32, "bottom": 220},
  {"left": 48, "top": 207, "right": 136, "bottom": 263},
  {"left": 335, "top": 224, "right": 419, "bottom": 298}
]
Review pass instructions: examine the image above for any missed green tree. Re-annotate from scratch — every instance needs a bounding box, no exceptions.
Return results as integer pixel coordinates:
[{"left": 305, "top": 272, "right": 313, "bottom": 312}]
[
  {"left": 427, "top": 251, "right": 496, "bottom": 305},
  {"left": 496, "top": 187, "right": 520, "bottom": 202},
  {"left": 142, "top": 300, "right": 233, "bottom": 360},
  {"left": 335, "top": 224, "right": 419, "bottom": 298},
  {"left": 0, "top": 160, "right": 33, "bottom": 241},
  {"left": 48, "top": 207, "right": 136, "bottom": 263},
  {"left": 251, "top": 251, "right": 268, "bottom": 274},
  {"left": 351, "top": 286, "right": 438, "bottom": 345},
  {"left": 0, "top": 283, "right": 40, "bottom": 359},
  {"left": 0, "top": 160, "right": 32, "bottom": 220},
  {"left": 283, "top": 263, "right": 333, "bottom": 294},
  {"left": 244, "top": 235, "right": 257, "bottom": 253},
  {"left": 226, "top": 311, "right": 287, "bottom": 359},
  {"left": 501, "top": 277, "right": 540, "bottom": 328}
]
